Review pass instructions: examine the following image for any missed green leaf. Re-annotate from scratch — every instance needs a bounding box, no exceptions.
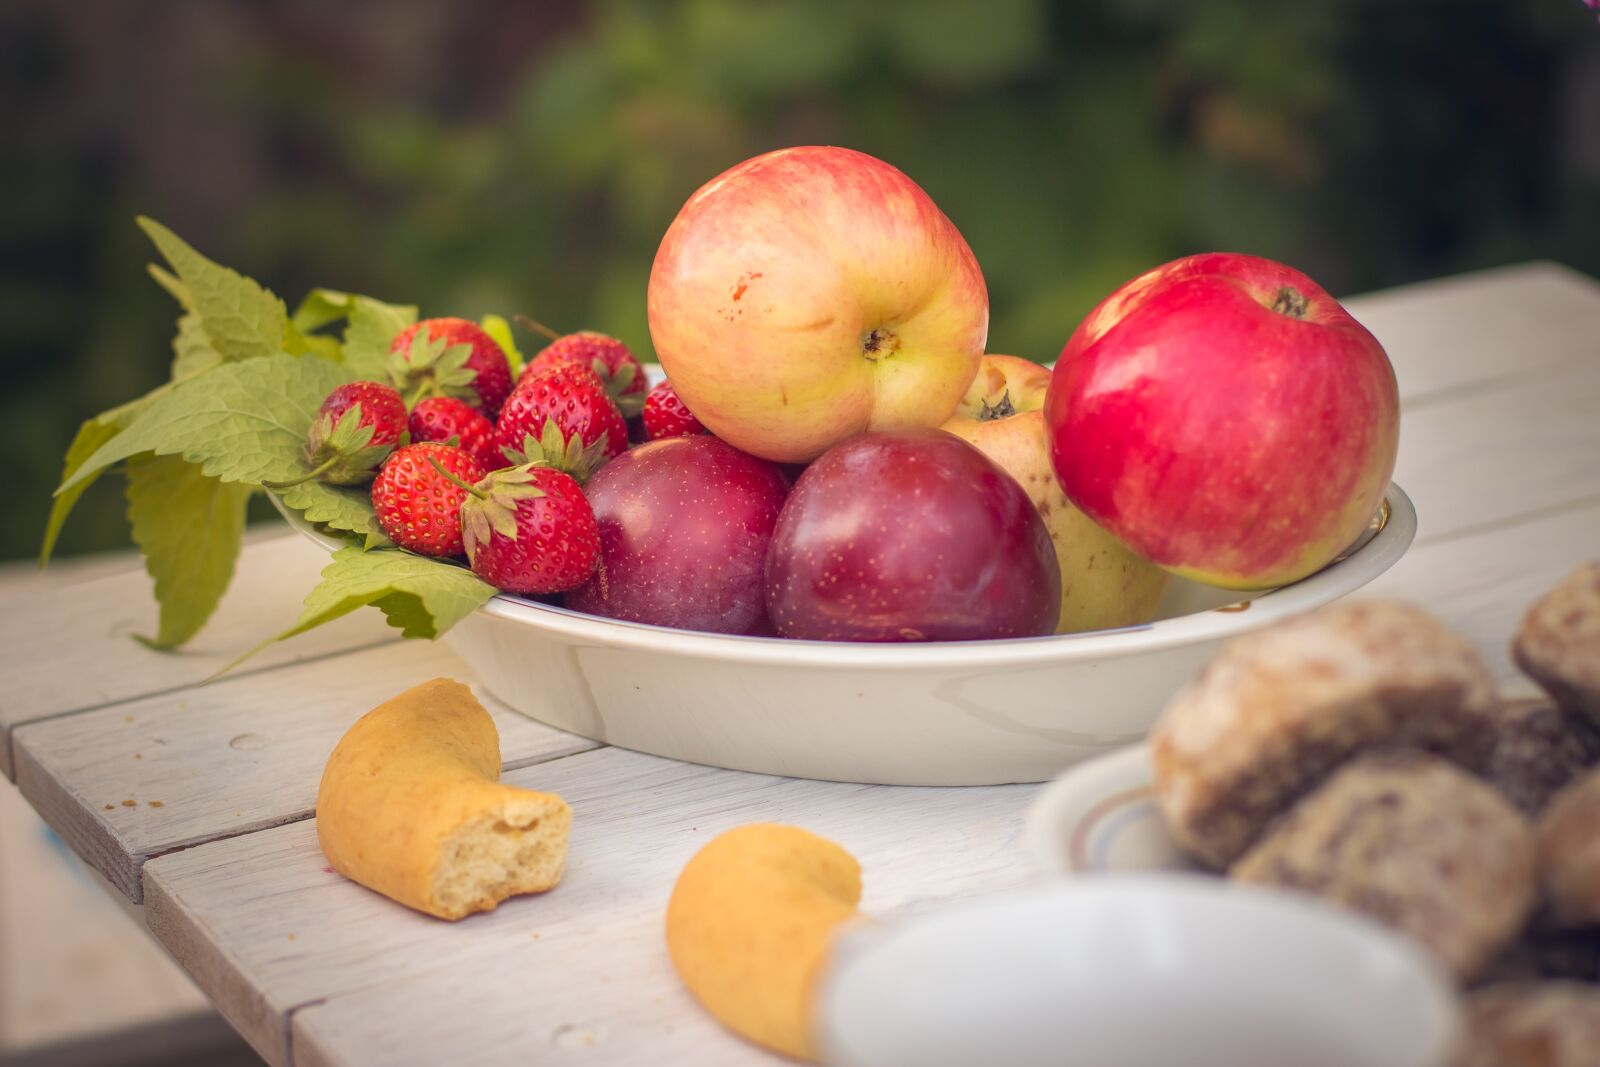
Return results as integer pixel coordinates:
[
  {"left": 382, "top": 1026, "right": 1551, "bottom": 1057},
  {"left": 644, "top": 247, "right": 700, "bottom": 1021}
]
[
  {"left": 125, "top": 453, "right": 254, "bottom": 649},
  {"left": 137, "top": 217, "right": 289, "bottom": 362},
  {"left": 147, "top": 263, "right": 191, "bottom": 309},
  {"left": 273, "top": 481, "right": 392, "bottom": 549},
  {"left": 171, "top": 311, "right": 224, "bottom": 379},
  {"left": 59, "top": 354, "right": 353, "bottom": 494},
  {"left": 342, "top": 295, "right": 418, "bottom": 379},
  {"left": 291, "top": 288, "right": 357, "bottom": 335},
  {"left": 40, "top": 379, "right": 176, "bottom": 566},
  {"left": 481, "top": 313, "right": 524, "bottom": 377},
  {"left": 276, "top": 547, "right": 494, "bottom": 643},
  {"left": 40, "top": 417, "right": 123, "bottom": 566}
]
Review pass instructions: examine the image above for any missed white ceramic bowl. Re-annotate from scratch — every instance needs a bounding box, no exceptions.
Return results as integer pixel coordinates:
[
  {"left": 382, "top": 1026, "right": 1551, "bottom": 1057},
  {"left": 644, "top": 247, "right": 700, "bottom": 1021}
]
[
  {"left": 818, "top": 876, "right": 1461, "bottom": 1067},
  {"left": 277, "top": 484, "right": 1414, "bottom": 785}
]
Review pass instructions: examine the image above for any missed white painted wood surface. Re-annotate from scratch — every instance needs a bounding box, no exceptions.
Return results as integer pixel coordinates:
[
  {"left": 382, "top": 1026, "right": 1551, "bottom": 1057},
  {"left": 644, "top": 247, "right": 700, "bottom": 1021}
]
[
  {"left": 1, "top": 534, "right": 397, "bottom": 780},
  {"left": 143, "top": 747, "right": 1035, "bottom": 1066},
  {"left": 13, "top": 641, "right": 597, "bottom": 901},
  {"left": 3, "top": 263, "right": 1598, "bottom": 1067}
]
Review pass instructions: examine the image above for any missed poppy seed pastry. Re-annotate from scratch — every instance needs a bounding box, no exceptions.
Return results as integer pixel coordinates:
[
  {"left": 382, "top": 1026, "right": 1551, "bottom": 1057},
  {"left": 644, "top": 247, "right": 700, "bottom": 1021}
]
[
  {"left": 316, "top": 678, "right": 571, "bottom": 921},
  {"left": 1514, "top": 563, "right": 1600, "bottom": 728},
  {"left": 1455, "top": 982, "right": 1600, "bottom": 1067},
  {"left": 1152, "top": 600, "right": 1502, "bottom": 868},
  {"left": 1485, "top": 699, "right": 1600, "bottom": 816},
  {"left": 1537, "top": 766, "right": 1600, "bottom": 929},
  {"left": 1231, "top": 751, "right": 1536, "bottom": 980}
]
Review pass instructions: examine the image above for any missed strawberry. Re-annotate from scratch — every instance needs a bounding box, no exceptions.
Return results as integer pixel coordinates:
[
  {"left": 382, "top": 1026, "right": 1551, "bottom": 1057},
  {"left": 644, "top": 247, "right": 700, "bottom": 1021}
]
[
  {"left": 431, "top": 461, "right": 601, "bottom": 595},
  {"left": 408, "top": 396, "right": 502, "bottom": 472},
  {"left": 370, "top": 443, "right": 485, "bottom": 557},
  {"left": 267, "top": 381, "right": 407, "bottom": 488},
  {"left": 390, "top": 317, "right": 513, "bottom": 418},
  {"left": 641, "top": 379, "right": 706, "bottom": 440},
  {"left": 518, "top": 328, "right": 647, "bottom": 418},
  {"left": 494, "top": 363, "right": 628, "bottom": 470}
]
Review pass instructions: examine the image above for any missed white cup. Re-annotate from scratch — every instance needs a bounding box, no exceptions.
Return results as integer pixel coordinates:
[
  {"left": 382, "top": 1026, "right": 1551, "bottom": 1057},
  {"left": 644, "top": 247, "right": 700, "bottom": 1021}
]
[{"left": 818, "top": 875, "right": 1460, "bottom": 1067}]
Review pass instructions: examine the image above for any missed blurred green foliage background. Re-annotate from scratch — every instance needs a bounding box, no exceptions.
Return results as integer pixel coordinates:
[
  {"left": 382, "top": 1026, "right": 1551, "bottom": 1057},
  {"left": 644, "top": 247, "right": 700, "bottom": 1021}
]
[{"left": 4, "top": 0, "right": 1598, "bottom": 562}]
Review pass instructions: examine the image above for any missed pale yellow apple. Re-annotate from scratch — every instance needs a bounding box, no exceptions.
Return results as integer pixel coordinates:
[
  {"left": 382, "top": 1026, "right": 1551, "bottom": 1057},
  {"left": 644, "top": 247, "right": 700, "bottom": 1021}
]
[
  {"left": 941, "top": 355, "right": 1171, "bottom": 634},
  {"left": 647, "top": 146, "right": 988, "bottom": 462}
]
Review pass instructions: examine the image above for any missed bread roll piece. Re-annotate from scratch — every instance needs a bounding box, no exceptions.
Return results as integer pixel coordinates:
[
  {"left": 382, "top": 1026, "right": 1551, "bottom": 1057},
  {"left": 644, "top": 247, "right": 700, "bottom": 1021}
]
[
  {"left": 1231, "top": 751, "right": 1536, "bottom": 980},
  {"left": 1538, "top": 766, "right": 1600, "bottom": 929},
  {"left": 316, "top": 678, "right": 571, "bottom": 921},
  {"left": 1455, "top": 983, "right": 1600, "bottom": 1067},
  {"left": 1514, "top": 563, "right": 1600, "bottom": 727},
  {"left": 666, "top": 824, "right": 862, "bottom": 1061},
  {"left": 1486, "top": 699, "right": 1600, "bottom": 816},
  {"left": 1153, "top": 600, "right": 1501, "bottom": 867}
]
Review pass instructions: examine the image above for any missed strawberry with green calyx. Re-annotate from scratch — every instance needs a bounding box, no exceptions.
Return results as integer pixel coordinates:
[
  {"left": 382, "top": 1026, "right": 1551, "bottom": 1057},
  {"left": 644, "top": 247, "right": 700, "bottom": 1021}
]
[
  {"left": 370, "top": 442, "right": 486, "bottom": 557},
  {"left": 504, "top": 418, "right": 612, "bottom": 484},
  {"left": 427, "top": 456, "right": 600, "bottom": 595},
  {"left": 516, "top": 317, "right": 648, "bottom": 419},
  {"left": 641, "top": 379, "right": 707, "bottom": 440},
  {"left": 408, "top": 396, "right": 501, "bottom": 472},
  {"left": 266, "top": 380, "right": 407, "bottom": 488},
  {"left": 494, "top": 362, "right": 629, "bottom": 468},
  {"left": 389, "top": 317, "right": 514, "bottom": 417}
]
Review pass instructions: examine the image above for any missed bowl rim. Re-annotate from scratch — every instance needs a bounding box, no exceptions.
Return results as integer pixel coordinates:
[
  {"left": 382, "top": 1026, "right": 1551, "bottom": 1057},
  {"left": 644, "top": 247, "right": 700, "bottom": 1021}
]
[
  {"left": 274, "top": 482, "right": 1414, "bottom": 669},
  {"left": 470, "top": 482, "right": 1414, "bottom": 667}
]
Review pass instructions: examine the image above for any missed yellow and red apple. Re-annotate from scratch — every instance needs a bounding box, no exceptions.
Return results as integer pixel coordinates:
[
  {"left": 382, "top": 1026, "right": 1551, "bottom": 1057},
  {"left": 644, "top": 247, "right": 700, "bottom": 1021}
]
[
  {"left": 647, "top": 146, "right": 988, "bottom": 462},
  {"left": 1044, "top": 253, "right": 1399, "bottom": 590},
  {"left": 941, "top": 355, "right": 1170, "bottom": 633}
]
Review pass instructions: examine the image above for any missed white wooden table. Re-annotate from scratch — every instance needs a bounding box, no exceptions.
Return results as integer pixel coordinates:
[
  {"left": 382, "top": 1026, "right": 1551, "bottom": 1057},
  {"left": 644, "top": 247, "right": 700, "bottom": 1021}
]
[{"left": 5, "top": 261, "right": 1599, "bottom": 1066}]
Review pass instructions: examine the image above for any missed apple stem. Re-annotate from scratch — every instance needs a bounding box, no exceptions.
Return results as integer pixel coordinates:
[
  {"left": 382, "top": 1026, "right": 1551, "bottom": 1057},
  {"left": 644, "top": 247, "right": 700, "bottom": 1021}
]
[{"left": 1271, "top": 286, "right": 1309, "bottom": 319}]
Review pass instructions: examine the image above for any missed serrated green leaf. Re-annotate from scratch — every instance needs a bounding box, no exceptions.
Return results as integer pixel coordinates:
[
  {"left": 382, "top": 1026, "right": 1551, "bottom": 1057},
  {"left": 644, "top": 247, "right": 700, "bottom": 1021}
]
[
  {"left": 272, "top": 481, "right": 392, "bottom": 549},
  {"left": 171, "top": 311, "right": 223, "bottom": 379},
  {"left": 277, "top": 547, "right": 493, "bottom": 642},
  {"left": 137, "top": 217, "right": 289, "bottom": 363},
  {"left": 147, "top": 263, "right": 191, "bottom": 309},
  {"left": 59, "top": 354, "right": 353, "bottom": 494},
  {"left": 343, "top": 295, "right": 418, "bottom": 378},
  {"left": 40, "top": 378, "right": 180, "bottom": 566},
  {"left": 126, "top": 453, "right": 254, "bottom": 649},
  {"left": 291, "top": 288, "right": 356, "bottom": 335},
  {"left": 40, "top": 417, "right": 124, "bottom": 566},
  {"left": 481, "top": 313, "right": 524, "bottom": 377}
]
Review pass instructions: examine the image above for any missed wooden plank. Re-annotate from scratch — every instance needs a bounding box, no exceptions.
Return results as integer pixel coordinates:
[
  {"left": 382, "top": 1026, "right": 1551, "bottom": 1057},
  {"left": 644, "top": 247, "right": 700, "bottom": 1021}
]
[
  {"left": 12, "top": 665, "right": 574, "bottom": 908},
  {"left": 1368, "top": 497, "right": 1600, "bottom": 692},
  {"left": 0, "top": 533, "right": 395, "bottom": 781},
  {"left": 12, "top": 641, "right": 597, "bottom": 905},
  {"left": 0, "top": 772, "right": 213, "bottom": 1056},
  {"left": 144, "top": 747, "right": 1036, "bottom": 1066},
  {"left": 1342, "top": 261, "right": 1600, "bottom": 405},
  {"left": 278, "top": 502, "right": 1600, "bottom": 1067},
  {"left": 1392, "top": 359, "right": 1600, "bottom": 543}
]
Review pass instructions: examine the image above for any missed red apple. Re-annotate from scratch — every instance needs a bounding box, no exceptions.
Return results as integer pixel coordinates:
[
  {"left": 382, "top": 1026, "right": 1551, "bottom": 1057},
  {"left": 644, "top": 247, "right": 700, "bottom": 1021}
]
[
  {"left": 564, "top": 436, "right": 789, "bottom": 635},
  {"left": 647, "top": 146, "right": 988, "bottom": 463},
  {"left": 1044, "top": 253, "right": 1399, "bottom": 589},
  {"left": 942, "top": 355, "right": 1170, "bottom": 633},
  {"left": 766, "top": 428, "right": 1060, "bottom": 641}
]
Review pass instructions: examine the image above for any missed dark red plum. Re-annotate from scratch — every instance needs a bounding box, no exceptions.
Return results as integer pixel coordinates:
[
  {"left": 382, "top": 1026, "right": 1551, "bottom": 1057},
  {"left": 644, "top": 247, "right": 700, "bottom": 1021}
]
[
  {"left": 765, "top": 428, "right": 1061, "bottom": 642},
  {"left": 564, "top": 436, "right": 789, "bottom": 634}
]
